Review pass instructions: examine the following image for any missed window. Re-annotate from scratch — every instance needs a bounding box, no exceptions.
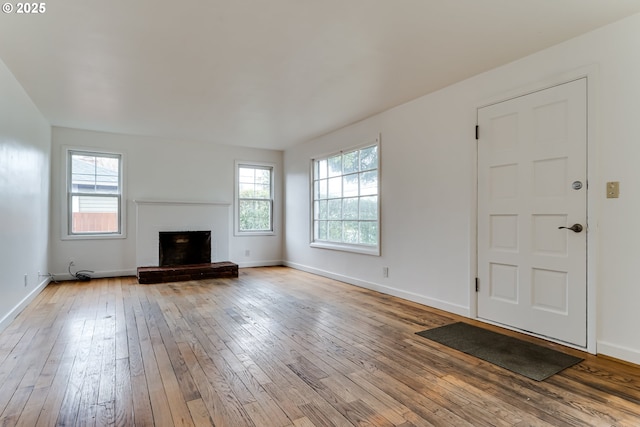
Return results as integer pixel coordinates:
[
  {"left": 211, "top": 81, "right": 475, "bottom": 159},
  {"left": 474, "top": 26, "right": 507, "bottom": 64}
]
[
  {"left": 236, "top": 162, "right": 274, "bottom": 234},
  {"left": 67, "top": 149, "right": 123, "bottom": 237},
  {"left": 311, "top": 138, "right": 380, "bottom": 255}
]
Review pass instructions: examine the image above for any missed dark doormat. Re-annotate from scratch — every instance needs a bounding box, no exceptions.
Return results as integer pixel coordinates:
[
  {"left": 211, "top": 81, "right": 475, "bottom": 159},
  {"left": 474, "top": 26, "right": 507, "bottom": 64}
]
[{"left": 415, "top": 322, "right": 583, "bottom": 381}]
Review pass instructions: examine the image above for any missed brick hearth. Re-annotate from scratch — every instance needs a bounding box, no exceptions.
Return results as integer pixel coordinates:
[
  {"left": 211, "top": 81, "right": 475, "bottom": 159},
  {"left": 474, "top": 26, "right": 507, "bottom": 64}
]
[{"left": 137, "top": 262, "right": 238, "bottom": 284}]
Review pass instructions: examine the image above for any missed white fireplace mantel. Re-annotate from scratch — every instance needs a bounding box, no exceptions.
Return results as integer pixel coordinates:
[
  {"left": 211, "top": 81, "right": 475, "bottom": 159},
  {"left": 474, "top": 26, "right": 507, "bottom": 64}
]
[{"left": 135, "top": 200, "right": 231, "bottom": 267}]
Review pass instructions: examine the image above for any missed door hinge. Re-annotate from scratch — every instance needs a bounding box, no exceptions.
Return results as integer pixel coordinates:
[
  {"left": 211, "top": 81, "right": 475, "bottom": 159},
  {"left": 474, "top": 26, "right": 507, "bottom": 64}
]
[
  {"left": 475, "top": 125, "right": 479, "bottom": 140},
  {"left": 475, "top": 277, "right": 479, "bottom": 292}
]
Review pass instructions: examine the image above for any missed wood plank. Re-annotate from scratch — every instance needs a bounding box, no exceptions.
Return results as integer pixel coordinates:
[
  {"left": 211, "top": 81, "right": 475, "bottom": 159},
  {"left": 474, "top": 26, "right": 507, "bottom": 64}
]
[
  {"left": 243, "top": 394, "right": 292, "bottom": 427},
  {"left": 121, "top": 285, "right": 155, "bottom": 427},
  {"left": 114, "top": 357, "right": 134, "bottom": 427},
  {"left": 292, "top": 417, "right": 317, "bottom": 427},
  {"left": 55, "top": 319, "right": 97, "bottom": 426},
  {"left": 131, "top": 286, "right": 174, "bottom": 427},
  {"left": 176, "top": 341, "right": 255, "bottom": 426},
  {"left": 33, "top": 349, "right": 79, "bottom": 426},
  {"left": 97, "top": 290, "right": 117, "bottom": 426},
  {"left": 186, "top": 398, "right": 213, "bottom": 427},
  {"left": 147, "top": 298, "right": 200, "bottom": 402},
  {"left": 15, "top": 386, "right": 49, "bottom": 427},
  {"left": 1, "top": 386, "right": 33, "bottom": 426}
]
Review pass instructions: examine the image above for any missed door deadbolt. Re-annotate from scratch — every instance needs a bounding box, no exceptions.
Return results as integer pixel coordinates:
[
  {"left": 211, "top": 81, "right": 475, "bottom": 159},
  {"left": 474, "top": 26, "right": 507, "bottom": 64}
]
[{"left": 572, "top": 181, "right": 583, "bottom": 190}]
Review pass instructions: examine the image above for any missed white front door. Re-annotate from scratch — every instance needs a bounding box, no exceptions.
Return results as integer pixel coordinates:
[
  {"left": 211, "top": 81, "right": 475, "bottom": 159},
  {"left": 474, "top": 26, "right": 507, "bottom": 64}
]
[{"left": 477, "top": 78, "right": 587, "bottom": 347}]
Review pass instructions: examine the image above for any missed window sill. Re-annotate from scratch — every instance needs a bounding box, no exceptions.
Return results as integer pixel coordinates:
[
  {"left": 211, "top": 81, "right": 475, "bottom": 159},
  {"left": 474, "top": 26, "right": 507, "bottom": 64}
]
[
  {"left": 235, "top": 231, "right": 276, "bottom": 237},
  {"left": 62, "top": 233, "right": 127, "bottom": 241},
  {"left": 310, "top": 241, "right": 380, "bottom": 256}
]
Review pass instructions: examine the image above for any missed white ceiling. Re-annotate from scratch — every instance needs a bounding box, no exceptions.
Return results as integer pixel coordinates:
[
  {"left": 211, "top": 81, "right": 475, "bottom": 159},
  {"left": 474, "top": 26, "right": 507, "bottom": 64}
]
[{"left": 2, "top": 1, "right": 640, "bottom": 150}]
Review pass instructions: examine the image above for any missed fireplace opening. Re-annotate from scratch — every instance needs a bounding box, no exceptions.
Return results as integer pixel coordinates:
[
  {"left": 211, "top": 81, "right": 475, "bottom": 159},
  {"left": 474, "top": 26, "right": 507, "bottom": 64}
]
[{"left": 159, "top": 230, "right": 211, "bottom": 266}]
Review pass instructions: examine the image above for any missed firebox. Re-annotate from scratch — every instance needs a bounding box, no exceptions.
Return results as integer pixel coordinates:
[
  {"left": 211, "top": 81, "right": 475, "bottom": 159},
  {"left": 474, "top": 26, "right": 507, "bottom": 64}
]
[{"left": 159, "top": 230, "right": 211, "bottom": 266}]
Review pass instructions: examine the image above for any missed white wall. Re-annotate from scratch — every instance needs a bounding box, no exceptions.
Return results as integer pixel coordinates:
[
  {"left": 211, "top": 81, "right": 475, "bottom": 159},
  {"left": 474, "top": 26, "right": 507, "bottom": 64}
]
[
  {"left": 0, "top": 59, "right": 51, "bottom": 329},
  {"left": 50, "top": 127, "right": 283, "bottom": 277},
  {"left": 284, "top": 14, "right": 640, "bottom": 364}
]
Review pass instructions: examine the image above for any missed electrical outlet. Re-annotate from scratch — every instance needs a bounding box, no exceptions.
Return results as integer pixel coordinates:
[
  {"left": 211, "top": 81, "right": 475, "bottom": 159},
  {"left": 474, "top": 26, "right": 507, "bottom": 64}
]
[
  {"left": 245, "top": 249, "right": 250, "bottom": 257},
  {"left": 24, "top": 274, "right": 28, "bottom": 287},
  {"left": 606, "top": 181, "right": 620, "bottom": 198},
  {"left": 382, "top": 267, "right": 389, "bottom": 278}
]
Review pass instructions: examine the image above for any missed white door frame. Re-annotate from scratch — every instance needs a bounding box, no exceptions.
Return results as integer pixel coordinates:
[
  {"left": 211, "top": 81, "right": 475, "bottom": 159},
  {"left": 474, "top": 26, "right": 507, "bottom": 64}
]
[{"left": 470, "top": 65, "right": 599, "bottom": 354}]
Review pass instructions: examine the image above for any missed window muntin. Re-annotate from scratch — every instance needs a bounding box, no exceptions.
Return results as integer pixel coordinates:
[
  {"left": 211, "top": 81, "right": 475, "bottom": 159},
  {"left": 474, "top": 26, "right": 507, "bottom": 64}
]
[
  {"left": 237, "top": 164, "right": 274, "bottom": 233},
  {"left": 68, "top": 150, "right": 122, "bottom": 236},
  {"left": 312, "top": 141, "right": 379, "bottom": 254}
]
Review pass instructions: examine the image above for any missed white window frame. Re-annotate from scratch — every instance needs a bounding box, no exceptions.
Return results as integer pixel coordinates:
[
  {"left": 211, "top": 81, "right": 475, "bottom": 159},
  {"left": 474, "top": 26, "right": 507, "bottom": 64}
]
[
  {"left": 63, "top": 147, "right": 126, "bottom": 240},
  {"left": 310, "top": 136, "right": 381, "bottom": 256},
  {"left": 235, "top": 161, "right": 275, "bottom": 236}
]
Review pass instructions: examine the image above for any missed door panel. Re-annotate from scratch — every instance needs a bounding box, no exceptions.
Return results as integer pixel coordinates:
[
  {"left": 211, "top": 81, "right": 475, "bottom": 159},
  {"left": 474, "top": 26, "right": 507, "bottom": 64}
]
[{"left": 477, "top": 78, "right": 587, "bottom": 347}]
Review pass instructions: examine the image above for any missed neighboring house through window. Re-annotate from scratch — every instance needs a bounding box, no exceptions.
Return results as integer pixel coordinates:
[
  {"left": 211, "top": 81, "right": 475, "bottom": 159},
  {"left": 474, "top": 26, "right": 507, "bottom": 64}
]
[
  {"left": 66, "top": 149, "right": 123, "bottom": 237},
  {"left": 235, "top": 162, "right": 274, "bottom": 234},
  {"left": 311, "top": 137, "right": 380, "bottom": 255}
]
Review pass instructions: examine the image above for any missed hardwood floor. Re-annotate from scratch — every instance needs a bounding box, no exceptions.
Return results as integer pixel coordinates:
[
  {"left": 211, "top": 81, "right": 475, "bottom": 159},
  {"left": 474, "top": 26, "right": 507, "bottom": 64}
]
[{"left": 0, "top": 266, "right": 639, "bottom": 426}]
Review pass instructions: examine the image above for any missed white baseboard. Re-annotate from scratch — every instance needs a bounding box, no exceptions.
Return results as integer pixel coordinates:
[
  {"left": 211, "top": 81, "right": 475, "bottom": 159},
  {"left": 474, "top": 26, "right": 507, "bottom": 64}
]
[
  {"left": 236, "top": 260, "right": 283, "bottom": 268},
  {"left": 597, "top": 341, "right": 640, "bottom": 366},
  {"left": 0, "top": 277, "right": 51, "bottom": 333},
  {"left": 283, "top": 261, "right": 470, "bottom": 317},
  {"left": 53, "top": 269, "right": 137, "bottom": 281}
]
